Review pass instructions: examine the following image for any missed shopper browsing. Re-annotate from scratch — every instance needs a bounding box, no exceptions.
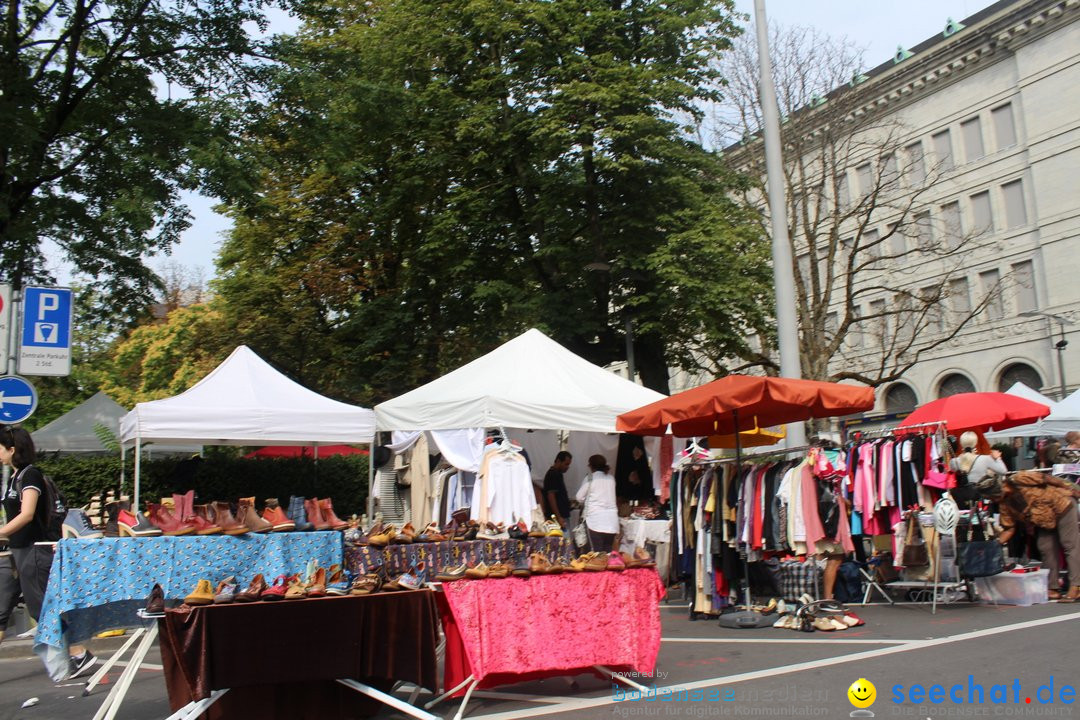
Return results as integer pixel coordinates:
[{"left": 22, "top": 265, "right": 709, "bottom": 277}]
[
  {"left": 575, "top": 454, "right": 619, "bottom": 552},
  {"left": 995, "top": 471, "right": 1080, "bottom": 602},
  {"left": 950, "top": 431, "right": 1008, "bottom": 502},
  {"left": 543, "top": 451, "right": 573, "bottom": 529},
  {"left": 0, "top": 426, "right": 95, "bottom": 677}
]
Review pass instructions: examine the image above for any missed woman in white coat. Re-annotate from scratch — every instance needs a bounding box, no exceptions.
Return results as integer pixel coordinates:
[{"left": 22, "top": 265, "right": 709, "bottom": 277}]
[{"left": 576, "top": 454, "right": 619, "bottom": 552}]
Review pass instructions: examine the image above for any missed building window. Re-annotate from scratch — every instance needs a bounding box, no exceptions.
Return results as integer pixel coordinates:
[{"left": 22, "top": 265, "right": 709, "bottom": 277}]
[
  {"left": 905, "top": 141, "right": 926, "bottom": 185},
  {"left": 1012, "top": 260, "right": 1037, "bottom": 314},
  {"left": 869, "top": 299, "right": 887, "bottom": 347},
  {"left": 970, "top": 190, "right": 993, "bottom": 235},
  {"left": 961, "top": 117, "right": 985, "bottom": 163},
  {"left": 885, "top": 383, "right": 919, "bottom": 414},
  {"left": 848, "top": 306, "right": 863, "bottom": 348},
  {"left": 912, "top": 211, "right": 933, "bottom": 251},
  {"left": 992, "top": 103, "right": 1017, "bottom": 149},
  {"left": 856, "top": 163, "right": 873, "bottom": 198},
  {"left": 864, "top": 228, "right": 881, "bottom": 260},
  {"left": 932, "top": 129, "right": 954, "bottom": 171},
  {"left": 921, "top": 285, "right": 944, "bottom": 333},
  {"left": 881, "top": 153, "right": 899, "bottom": 187},
  {"left": 938, "top": 373, "right": 976, "bottom": 398},
  {"left": 837, "top": 173, "right": 850, "bottom": 211},
  {"left": 1002, "top": 179, "right": 1027, "bottom": 228},
  {"left": 998, "top": 363, "right": 1043, "bottom": 393},
  {"left": 940, "top": 201, "right": 963, "bottom": 249},
  {"left": 949, "top": 277, "right": 971, "bottom": 320},
  {"left": 797, "top": 252, "right": 810, "bottom": 283},
  {"left": 979, "top": 269, "right": 1004, "bottom": 320}
]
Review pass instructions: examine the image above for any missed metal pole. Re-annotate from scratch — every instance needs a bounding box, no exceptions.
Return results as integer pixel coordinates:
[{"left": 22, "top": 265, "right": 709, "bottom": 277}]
[
  {"left": 624, "top": 316, "right": 636, "bottom": 381},
  {"left": 1056, "top": 321, "right": 1068, "bottom": 398},
  {"left": 753, "top": 0, "right": 806, "bottom": 447}
]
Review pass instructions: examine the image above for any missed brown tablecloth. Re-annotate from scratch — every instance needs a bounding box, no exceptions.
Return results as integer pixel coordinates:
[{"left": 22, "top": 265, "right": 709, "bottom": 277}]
[{"left": 159, "top": 591, "right": 439, "bottom": 719}]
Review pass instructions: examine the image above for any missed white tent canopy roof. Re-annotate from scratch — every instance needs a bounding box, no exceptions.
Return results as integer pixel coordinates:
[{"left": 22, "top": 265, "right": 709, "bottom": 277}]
[
  {"left": 374, "top": 328, "right": 666, "bottom": 432},
  {"left": 986, "top": 382, "right": 1072, "bottom": 438},
  {"left": 120, "top": 346, "right": 376, "bottom": 446},
  {"left": 33, "top": 391, "right": 201, "bottom": 455}
]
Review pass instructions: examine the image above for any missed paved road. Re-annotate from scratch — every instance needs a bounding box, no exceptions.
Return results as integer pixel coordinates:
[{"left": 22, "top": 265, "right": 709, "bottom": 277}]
[{"left": 1, "top": 600, "right": 1076, "bottom": 719}]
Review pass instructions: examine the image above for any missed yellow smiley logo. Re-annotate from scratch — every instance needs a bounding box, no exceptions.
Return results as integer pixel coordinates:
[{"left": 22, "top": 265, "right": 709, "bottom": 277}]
[{"left": 847, "top": 678, "right": 876, "bottom": 709}]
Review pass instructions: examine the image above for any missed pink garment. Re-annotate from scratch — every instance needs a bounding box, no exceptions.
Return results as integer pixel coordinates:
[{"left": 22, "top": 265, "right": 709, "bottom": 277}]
[
  {"left": 855, "top": 444, "right": 877, "bottom": 515},
  {"left": 659, "top": 436, "right": 674, "bottom": 504},
  {"left": 440, "top": 569, "right": 665, "bottom": 692},
  {"left": 799, "top": 465, "right": 855, "bottom": 554},
  {"left": 879, "top": 441, "right": 895, "bottom": 507}
]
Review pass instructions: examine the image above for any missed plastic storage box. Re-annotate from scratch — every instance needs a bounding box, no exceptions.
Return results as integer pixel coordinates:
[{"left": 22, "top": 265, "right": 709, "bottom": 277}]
[{"left": 974, "top": 569, "right": 1049, "bottom": 606}]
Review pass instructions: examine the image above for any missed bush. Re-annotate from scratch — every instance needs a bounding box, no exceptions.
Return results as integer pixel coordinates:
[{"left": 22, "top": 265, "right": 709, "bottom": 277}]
[{"left": 37, "top": 455, "right": 369, "bottom": 519}]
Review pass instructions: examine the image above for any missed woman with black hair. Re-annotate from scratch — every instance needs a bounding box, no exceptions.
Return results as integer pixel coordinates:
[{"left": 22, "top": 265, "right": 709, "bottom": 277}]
[
  {"left": 575, "top": 454, "right": 619, "bottom": 552},
  {"left": 0, "top": 426, "right": 95, "bottom": 677}
]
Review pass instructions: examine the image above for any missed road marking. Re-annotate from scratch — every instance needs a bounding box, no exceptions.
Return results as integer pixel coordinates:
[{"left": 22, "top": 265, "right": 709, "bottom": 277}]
[
  {"left": 465, "top": 610, "right": 1080, "bottom": 720},
  {"left": 663, "top": 637, "right": 916, "bottom": 645}
]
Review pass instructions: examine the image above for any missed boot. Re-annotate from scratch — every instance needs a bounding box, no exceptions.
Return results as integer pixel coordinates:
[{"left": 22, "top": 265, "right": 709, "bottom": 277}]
[
  {"left": 304, "top": 498, "right": 331, "bottom": 530},
  {"left": 174, "top": 492, "right": 220, "bottom": 535},
  {"left": 319, "top": 498, "right": 350, "bottom": 530},
  {"left": 61, "top": 509, "right": 104, "bottom": 539},
  {"left": 237, "top": 497, "right": 273, "bottom": 533},
  {"left": 105, "top": 501, "right": 131, "bottom": 538},
  {"left": 286, "top": 496, "right": 315, "bottom": 532},
  {"left": 261, "top": 498, "right": 296, "bottom": 532},
  {"left": 117, "top": 508, "right": 162, "bottom": 537},
  {"left": 147, "top": 503, "right": 196, "bottom": 536},
  {"left": 210, "top": 502, "right": 250, "bottom": 535}
]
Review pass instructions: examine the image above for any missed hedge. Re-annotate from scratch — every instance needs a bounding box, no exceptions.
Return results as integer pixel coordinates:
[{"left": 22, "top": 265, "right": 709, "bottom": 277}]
[{"left": 36, "top": 455, "right": 369, "bottom": 521}]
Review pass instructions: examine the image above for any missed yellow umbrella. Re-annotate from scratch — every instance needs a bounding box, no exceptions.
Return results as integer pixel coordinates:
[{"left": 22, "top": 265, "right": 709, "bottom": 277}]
[{"left": 708, "top": 423, "right": 786, "bottom": 450}]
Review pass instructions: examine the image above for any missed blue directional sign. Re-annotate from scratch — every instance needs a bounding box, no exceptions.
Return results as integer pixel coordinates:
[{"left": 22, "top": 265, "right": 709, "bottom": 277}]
[
  {"left": 0, "top": 375, "right": 38, "bottom": 424},
  {"left": 18, "top": 286, "right": 73, "bottom": 376}
]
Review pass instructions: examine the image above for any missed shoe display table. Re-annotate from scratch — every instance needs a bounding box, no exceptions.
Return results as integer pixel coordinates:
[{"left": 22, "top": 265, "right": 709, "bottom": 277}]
[
  {"left": 37, "top": 533, "right": 343, "bottom": 651},
  {"left": 158, "top": 591, "right": 440, "bottom": 720},
  {"left": 345, "top": 536, "right": 574, "bottom": 576},
  {"left": 432, "top": 568, "right": 665, "bottom": 719}
]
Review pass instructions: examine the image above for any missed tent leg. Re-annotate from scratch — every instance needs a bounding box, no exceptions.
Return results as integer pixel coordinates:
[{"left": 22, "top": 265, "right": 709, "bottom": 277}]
[{"left": 133, "top": 432, "right": 141, "bottom": 514}]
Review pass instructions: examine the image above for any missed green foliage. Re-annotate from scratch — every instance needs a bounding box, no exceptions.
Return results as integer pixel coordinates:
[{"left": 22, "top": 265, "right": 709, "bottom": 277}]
[{"left": 37, "top": 455, "right": 370, "bottom": 521}]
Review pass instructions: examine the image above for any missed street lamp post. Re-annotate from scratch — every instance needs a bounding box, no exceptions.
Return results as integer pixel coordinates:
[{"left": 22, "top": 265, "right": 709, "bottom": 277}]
[{"left": 1020, "top": 310, "right": 1074, "bottom": 399}]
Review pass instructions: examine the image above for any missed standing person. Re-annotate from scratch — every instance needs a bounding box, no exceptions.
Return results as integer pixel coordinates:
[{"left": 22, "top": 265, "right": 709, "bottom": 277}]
[
  {"left": 0, "top": 426, "right": 95, "bottom": 677},
  {"left": 951, "top": 431, "right": 1008, "bottom": 503},
  {"left": 0, "top": 545, "right": 21, "bottom": 646},
  {"left": 995, "top": 471, "right": 1080, "bottom": 601},
  {"left": 575, "top": 454, "right": 619, "bottom": 552},
  {"left": 1060, "top": 431, "right": 1080, "bottom": 463},
  {"left": 543, "top": 451, "right": 573, "bottom": 530}
]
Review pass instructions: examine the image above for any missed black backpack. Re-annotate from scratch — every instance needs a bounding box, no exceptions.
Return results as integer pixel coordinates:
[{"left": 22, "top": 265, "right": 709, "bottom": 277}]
[{"left": 18, "top": 467, "right": 67, "bottom": 541}]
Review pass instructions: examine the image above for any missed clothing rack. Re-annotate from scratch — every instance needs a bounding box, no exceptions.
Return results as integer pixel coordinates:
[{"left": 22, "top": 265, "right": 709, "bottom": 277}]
[{"left": 852, "top": 420, "right": 946, "bottom": 439}]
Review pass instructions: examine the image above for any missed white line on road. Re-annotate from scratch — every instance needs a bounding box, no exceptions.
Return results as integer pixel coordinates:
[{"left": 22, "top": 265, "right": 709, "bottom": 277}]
[
  {"left": 465, "top": 610, "right": 1080, "bottom": 720},
  {"left": 662, "top": 637, "right": 917, "bottom": 645}
]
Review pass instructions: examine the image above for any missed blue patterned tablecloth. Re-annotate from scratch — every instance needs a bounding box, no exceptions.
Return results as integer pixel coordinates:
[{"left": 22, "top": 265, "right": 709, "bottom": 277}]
[{"left": 37, "top": 533, "right": 343, "bottom": 648}]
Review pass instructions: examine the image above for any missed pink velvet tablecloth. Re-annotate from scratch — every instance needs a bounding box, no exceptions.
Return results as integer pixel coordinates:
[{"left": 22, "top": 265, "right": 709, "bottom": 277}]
[{"left": 439, "top": 568, "right": 665, "bottom": 693}]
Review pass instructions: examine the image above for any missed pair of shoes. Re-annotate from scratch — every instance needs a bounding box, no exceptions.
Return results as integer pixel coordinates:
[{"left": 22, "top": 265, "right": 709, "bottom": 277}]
[
  {"left": 394, "top": 563, "right": 427, "bottom": 590},
  {"left": 579, "top": 552, "right": 608, "bottom": 572},
  {"left": 1057, "top": 586, "right": 1080, "bottom": 603},
  {"left": 69, "top": 651, "right": 97, "bottom": 679},
  {"left": 415, "top": 523, "right": 448, "bottom": 542},
  {"left": 507, "top": 521, "right": 529, "bottom": 540},
  {"left": 392, "top": 523, "right": 417, "bottom": 544},
  {"left": 350, "top": 566, "right": 384, "bottom": 595},
  {"left": 61, "top": 509, "right": 104, "bottom": 539},
  {"left": 435, "top": 563, "right": 468, "bottom": 582},
  {"left": 261, "top": 498, "right": 296, "bottom": 531},
  {"left": 285, "top": 496, "right": 316, "bottom": 531},
  {"left": 477, "top": 522, "right": 509, "bottom": 540},
  {"left": 527, "top": 522, "right": 547, "bottom": 538},
  {"left": 544, "top": 517, "right": 563, "bottom": 537},
  {"left": 811, "top": 616, "right": 848, "bottom": 631},
  {"left": 772, "top": 614, "right": 796, "bottom": 629},
  {"left": 529, "top": 552, "right": 555, "bottom": 574},
  {"left": 305, "top": 497, "right": 350, "bottom": 531}
]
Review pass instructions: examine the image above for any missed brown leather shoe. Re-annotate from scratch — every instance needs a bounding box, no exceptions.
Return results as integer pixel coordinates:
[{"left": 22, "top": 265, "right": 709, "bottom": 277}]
[
  {"left": 146, "top": 503, "right": 196, "bottom": 536},
  {"left": 285, "top": 574, "right": 307, "bottom": 600},
  {"left": 305, "top": 567, "right": 327, "bottom": 597},
  {"left": 487, "top": 562, "right": 511, "bottom": 579},
  {"left": 235, "top": 574, "right": 267, "bottom": 603},
  {"left": 464, "top": 562, "right": 490, "bottom": 579},
  {"left": 367, "top": 524, "right": 397, "bottom": 547},
  {"left": 528, "top": 552, "right": 553, "bottom": 574},
  {"left": 305, "top": 498, "right": 331, "bottom": 530},
  {"left": 261, "top": 499, "right": 296, "bottom": 531},
  {"left": 392, "top": 522, "right": 416, "bottom": 544},
  {"left": 237, "top": 497, "right": 273, "bottom": 533},
  {"left": 583, "top": 552, "right": 608, "bottom": 572},
  {"left": 209, "top": 502, "right": 250, "bottom": 535},
  {"left": 318, "top": 498, "right": 350, "bottom": 530}
]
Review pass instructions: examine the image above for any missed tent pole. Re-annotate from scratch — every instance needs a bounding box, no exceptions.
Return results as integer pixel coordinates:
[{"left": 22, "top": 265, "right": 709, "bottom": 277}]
[
  {"left": 134, "top": 428, "right": 141, "bottom": 513},
  {"left": 367, "top": 436, "right": 376, "bottom": 525}
]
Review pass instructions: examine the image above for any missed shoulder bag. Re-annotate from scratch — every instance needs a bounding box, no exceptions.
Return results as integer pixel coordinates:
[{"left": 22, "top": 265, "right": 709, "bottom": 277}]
[
  {"left": 573, "top": 474, "right": 593, "bottom": 548},
  {"left": 956, "top": 507, "right": 1005, "bottom": 578},
  {"left": 901, "top": 512, "right": 930, "bottom": 567}
]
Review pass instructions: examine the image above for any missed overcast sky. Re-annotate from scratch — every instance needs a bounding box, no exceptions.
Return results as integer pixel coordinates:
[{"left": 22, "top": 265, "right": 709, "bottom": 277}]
[{"left": 150, "top": 0, "right": 997, "bottom": 282}]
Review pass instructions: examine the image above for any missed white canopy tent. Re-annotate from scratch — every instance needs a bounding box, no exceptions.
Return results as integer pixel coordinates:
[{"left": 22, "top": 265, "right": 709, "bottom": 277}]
[
  {"left": 986, "top": 382, "right": 1076, "bottom": 439},
  {"left": 120, "top": 346, "right": 376, "bottom": 508},
  {"left": 374, "top": 328, "right": 666, "bottom": 432},
  {"left": 33, "top": 391, "right": 201, "bottom": 455}
]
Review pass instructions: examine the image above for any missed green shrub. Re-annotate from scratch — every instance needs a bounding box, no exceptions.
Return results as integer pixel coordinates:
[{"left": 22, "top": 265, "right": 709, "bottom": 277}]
[{"left": 37, "top": 455, "right": 369, "bottom": 519}]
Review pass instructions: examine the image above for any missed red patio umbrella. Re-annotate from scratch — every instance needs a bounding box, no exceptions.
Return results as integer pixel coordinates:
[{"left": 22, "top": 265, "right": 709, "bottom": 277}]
[
  {"left": 244, "top": 444, "right": 369, "bottom": 459},
  {"left": 616, "top": 375, "right": 875, "bottom": 437},
  {"left": 896, "top": 392, "right": 1051, "bottom": 435}
]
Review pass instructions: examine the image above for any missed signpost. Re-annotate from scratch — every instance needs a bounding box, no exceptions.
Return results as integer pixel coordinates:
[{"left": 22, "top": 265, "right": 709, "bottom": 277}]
[
  {"left": 0, "top": 375, "right": 38, "bottom": 424},
  {"left": 0, "top": 284, "right": 10, "bottom": 371},
  {"left": 18, "top": 286, "right": 73, "bottom": 376}
]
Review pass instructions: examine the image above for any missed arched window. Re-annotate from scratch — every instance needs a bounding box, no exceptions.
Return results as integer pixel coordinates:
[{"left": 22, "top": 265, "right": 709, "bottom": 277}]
[
  {"left": 997, "top": 363, "right": 1043, "bottom": 393},
  {"left": 885, "top": 383, "right": 918, "bottom": 414},
  {"left": 937, "top": 373, "right": 976, "bottom": 398}
]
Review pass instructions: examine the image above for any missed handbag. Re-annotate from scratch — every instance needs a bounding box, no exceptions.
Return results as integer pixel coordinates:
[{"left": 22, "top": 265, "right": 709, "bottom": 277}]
[
  {"left": 901, "top": 513, "right": 930, "bottom": 567},
  {"left": 923, "top": 461, "right": 950, "bottom": 490},
  {"left": 573, "top": 474, "right": 593, "bottom": 547},
  {"left": 956, "top": 508, "right": 1005, "bottom": 578}
]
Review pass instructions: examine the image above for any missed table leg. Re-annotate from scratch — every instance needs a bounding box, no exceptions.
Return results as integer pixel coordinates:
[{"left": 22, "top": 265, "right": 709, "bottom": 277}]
[
  {"left": 164, "top": 689, "right": 228, "bottom": 720},
  {"left": 83, "top": 627, "right": 145, "bottom": 696},
  {"left": 336, "top": 678, "right": 439, "bottom": 720},
  {"left": 91, "top": 622, "right": 158, "bottom": 720},
  {"left": 595, "top": 665, "right": 648, "bottom": 692},
  {"left": 425, "top": 674, "right": 475, "bottom": 709}
]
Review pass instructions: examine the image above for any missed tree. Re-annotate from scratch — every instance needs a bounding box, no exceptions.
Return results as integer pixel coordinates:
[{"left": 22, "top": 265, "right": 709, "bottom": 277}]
[
  {"left": 0, "top": 0, "right": 282, "bottom": 314},
  {"left": 212, "top": 0, "right": 770, "bottom": 398},
  {"left": 711, "top": 25, "right": 1001, "bottom": 386}
]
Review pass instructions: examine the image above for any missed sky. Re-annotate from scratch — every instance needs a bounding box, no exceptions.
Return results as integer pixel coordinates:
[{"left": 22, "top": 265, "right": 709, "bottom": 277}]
[{"left": 156, "top": 0, "right": 997, "bottom": 282}]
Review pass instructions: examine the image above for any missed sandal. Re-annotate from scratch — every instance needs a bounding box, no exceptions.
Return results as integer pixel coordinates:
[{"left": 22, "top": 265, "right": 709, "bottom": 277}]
[{"left": 811, "top": 617, "right": 835, "bottom": 632}]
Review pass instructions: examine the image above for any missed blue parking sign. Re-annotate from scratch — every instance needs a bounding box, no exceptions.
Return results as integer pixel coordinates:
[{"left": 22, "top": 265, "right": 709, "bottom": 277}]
[{"left": 18, "top": 286, "right": 73, "bottom": 376}]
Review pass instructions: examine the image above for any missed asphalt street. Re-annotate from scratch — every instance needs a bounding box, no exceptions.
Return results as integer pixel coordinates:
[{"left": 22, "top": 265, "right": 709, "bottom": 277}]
[{"left": 0, "top": 599, "right": 1076, "bottom": 720}]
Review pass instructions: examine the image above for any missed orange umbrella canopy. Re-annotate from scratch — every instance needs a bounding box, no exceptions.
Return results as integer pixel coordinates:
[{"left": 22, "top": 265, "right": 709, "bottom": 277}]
[
  {"left": 617, "top": 375, "right": 875, "bottom": 437},
  {"left": 897, "top": 392, "right": 1051, "bottom": 434}
]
